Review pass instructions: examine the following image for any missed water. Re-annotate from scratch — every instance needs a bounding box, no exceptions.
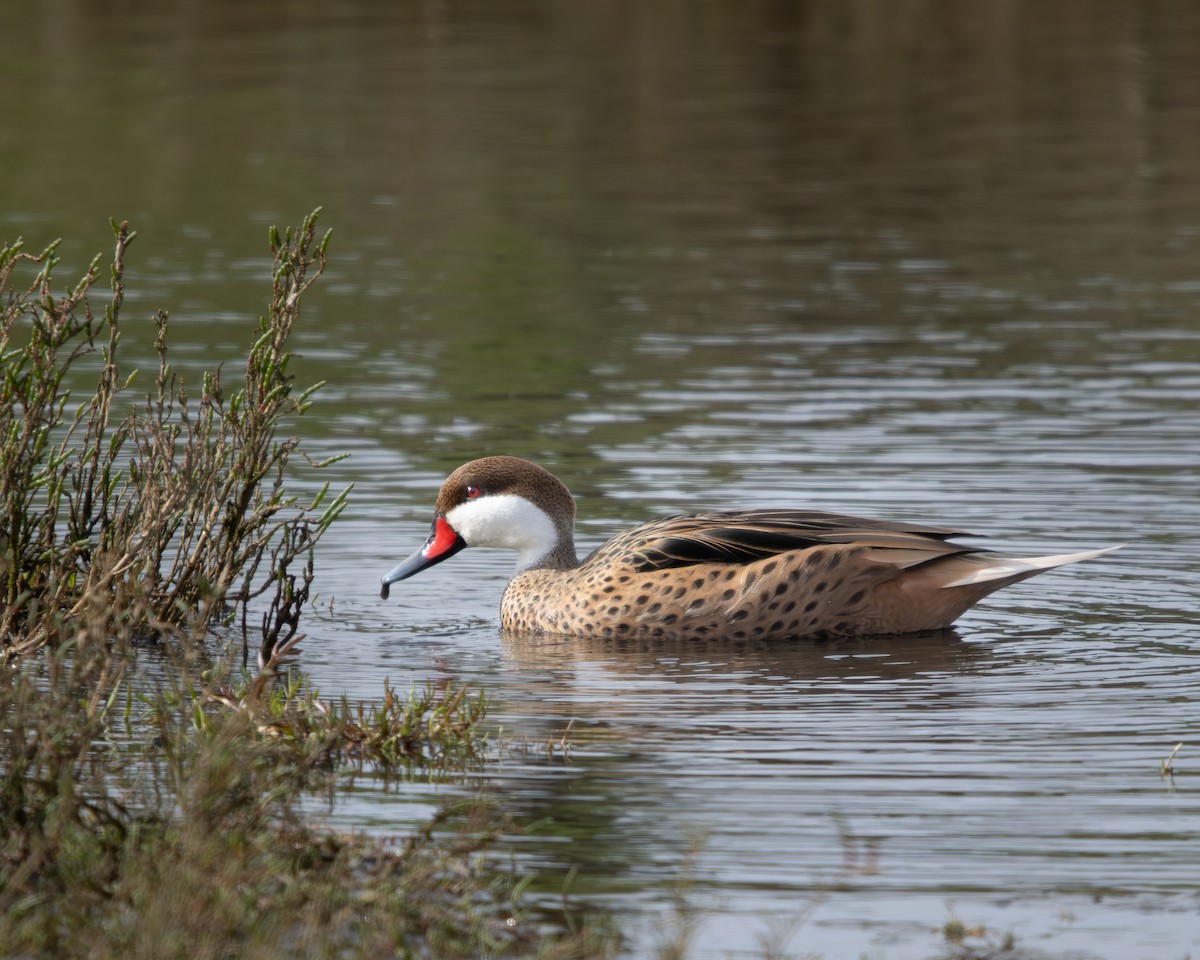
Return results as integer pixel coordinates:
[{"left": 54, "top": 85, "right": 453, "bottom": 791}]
[{"left": 3, "top": 2, "right": 1199, "bottom": 956}]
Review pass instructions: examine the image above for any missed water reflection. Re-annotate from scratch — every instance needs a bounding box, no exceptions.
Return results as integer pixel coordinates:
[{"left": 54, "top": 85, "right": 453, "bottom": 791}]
[{"left": 501, "top": 629, "right": 989, "bottom": 698}]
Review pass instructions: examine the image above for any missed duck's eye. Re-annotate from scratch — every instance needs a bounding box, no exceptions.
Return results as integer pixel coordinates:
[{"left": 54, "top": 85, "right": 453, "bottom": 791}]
[{"left": 465, "top": 485, "right": 480, "bottom": 500}]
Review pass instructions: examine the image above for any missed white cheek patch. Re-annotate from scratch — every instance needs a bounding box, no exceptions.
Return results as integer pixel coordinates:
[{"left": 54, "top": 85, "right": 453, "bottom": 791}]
[{"left": 445, "top": 495, "right": 558, "bottom": 571}]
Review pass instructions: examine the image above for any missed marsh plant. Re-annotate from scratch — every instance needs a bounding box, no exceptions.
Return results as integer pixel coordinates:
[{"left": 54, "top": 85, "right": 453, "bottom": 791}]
[
  {"left": 0, "top": 210, "right": 347, "bottom": 662},
  {"left": 0, "top": 214, "right": 614, "bottom": 959}
]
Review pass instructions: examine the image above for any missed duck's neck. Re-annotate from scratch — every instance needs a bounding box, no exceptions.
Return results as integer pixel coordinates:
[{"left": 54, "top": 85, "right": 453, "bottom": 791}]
[
  {"left": 522, "top": 535, "right": 579, "bottom": 573},
  {"left": 514, "top": 512, "right": 579, "bottom": 571}
]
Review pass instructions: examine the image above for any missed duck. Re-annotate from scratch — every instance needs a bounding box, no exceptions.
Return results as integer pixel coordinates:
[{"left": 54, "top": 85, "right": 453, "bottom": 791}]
[{"left": 380, "top": 456, "right": 1120, "bottom": 642}]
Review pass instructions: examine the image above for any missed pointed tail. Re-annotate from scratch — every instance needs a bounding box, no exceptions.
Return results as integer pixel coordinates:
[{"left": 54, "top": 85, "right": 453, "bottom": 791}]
[{"left": 940, "top": 545, "right": 1123, "bottom": 588}]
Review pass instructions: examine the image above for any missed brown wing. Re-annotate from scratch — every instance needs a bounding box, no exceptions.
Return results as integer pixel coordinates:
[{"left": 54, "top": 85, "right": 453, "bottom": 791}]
[{"left": 586, "top": 509, "right": 978, "bottom": 572}]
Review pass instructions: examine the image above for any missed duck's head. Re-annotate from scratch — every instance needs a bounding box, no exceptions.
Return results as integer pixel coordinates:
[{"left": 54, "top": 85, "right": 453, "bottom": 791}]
[{"left": 380, "top": 456, "right": 577, "bottom": 598}]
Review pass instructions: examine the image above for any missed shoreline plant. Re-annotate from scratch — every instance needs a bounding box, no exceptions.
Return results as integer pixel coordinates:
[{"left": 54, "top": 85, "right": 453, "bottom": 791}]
[{"left": 0, "top": 209, "right": 347, "bottom": 663}]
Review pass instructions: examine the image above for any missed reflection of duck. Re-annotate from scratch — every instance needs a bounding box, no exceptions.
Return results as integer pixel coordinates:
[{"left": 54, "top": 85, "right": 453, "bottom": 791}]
[
  {"left": 500, "top": 628, "right": 989, "bottom": 690},
  {"left": 381, "top": 456, "right": 1119, "bottom": 642}
]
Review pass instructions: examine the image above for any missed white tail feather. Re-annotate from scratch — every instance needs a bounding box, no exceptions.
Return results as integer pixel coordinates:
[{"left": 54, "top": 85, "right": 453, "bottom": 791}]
[{"left": 941, "top": 545, "right": 1123, "bottom": 589}]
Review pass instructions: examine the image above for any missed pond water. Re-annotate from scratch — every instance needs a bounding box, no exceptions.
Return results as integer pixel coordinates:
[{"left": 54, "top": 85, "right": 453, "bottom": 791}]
[{"left": 4, "top": 1, "right": 1199, "bottom": 956}]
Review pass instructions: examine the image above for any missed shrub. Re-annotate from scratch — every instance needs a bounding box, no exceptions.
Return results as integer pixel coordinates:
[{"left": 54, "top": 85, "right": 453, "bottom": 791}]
[{"left": 0, "top": 209, "right": 348, "bottom": 663}]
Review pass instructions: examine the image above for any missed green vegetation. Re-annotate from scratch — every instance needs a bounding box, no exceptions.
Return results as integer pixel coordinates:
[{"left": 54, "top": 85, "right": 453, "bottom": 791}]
[
  {"left": 0, "top": 209, "right": 348, "bottom": 662},
  {"left": 0, "top": 214, "right": 613, "bottom": 959}
]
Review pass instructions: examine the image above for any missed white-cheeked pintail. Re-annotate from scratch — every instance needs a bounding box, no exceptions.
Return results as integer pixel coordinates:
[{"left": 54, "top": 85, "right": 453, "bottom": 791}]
[{"left": 381, "top": 456, "right": 1120, "bottom": 641}]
